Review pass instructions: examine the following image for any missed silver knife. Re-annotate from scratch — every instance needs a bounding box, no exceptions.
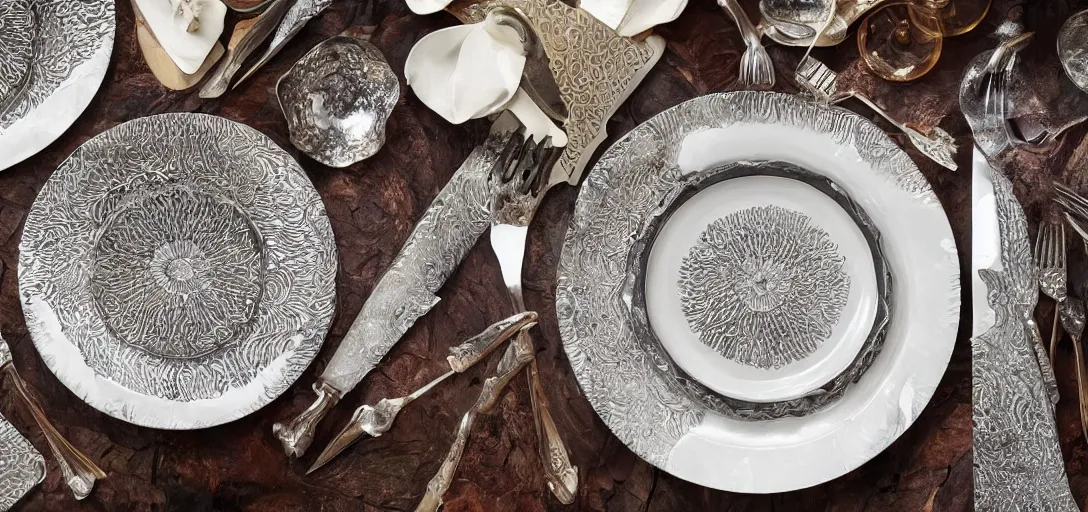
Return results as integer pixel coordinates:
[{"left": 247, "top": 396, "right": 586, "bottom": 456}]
[
  {"left": 972, "top": 146, "right": 1077, "bottom": 510},
  {"left": 0, "top": 333, "right": 105, "bottom": 500},
  {"left": 274, "top": 115, "right": 523, "bottom": 457}
]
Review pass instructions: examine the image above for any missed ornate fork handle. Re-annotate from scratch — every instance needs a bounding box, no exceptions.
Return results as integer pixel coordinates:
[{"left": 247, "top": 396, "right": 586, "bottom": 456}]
[
  {"left": 527, "top": 356, "right": 577, "bottom": 503},
  {"left": 2, "top": 366, "right": 105, "bottom": 499},
  {"left": 717, "top": 0, "right": 762, "bottom": 46},
  {"left": 415, "top": 336, "right": 534, "bottom": 512}
]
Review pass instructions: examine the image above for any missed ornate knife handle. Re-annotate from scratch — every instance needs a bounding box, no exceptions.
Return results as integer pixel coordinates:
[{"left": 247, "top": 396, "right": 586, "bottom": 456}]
[
  {"left": 273, "top": 380, "right": 342, "bottom": 457},
  {"left": 2, "top": 366, "right": 105, "bottom": 500},
  {"left": 447, "top": 311, "right": 537, "bottom": 372},
  {"left": 415, "top": 336, "right": 534, "bottom": 512}
]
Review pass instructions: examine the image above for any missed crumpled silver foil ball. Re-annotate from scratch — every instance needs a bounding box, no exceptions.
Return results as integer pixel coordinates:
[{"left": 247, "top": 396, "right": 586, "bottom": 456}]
[{"left": 276, "top": 28, "right": 400, "bottom": 168}]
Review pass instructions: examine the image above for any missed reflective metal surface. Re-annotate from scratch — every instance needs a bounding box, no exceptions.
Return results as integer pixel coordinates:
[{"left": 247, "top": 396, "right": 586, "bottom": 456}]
[
  {"left": 0, "top": 412, "right": 45, "bottom": 510},
  {"left": 19, "top": 113, "right": 337, "bottom": 430},
  {"left": 276, "top": 29, "right": 400, "bottom": 167},
  {"left": 0, "top": 0, "right": 115, "bottom": 172}
]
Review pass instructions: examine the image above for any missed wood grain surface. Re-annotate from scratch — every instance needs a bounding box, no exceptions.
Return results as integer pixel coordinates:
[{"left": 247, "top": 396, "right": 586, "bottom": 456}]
[{"left": 0, "top": 0, "right": 974, "bottom": 510}]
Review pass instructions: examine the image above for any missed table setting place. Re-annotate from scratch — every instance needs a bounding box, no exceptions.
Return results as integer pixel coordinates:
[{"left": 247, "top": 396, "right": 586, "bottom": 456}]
[{"left": 10, "top": 0, "right": 1088, "bottom": 510}]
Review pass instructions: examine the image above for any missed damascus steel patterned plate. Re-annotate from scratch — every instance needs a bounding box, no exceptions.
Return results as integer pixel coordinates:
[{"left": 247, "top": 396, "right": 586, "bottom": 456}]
[
  {"left": 18, "top": 113, "right": 338, "bottom": 430},
  {"left": 0, "top": 0, "right": 115, "bottom": 172},
  {"left": 631, "top": 161, "right": 892, "bottom": 415},
  {"left": 0, "top": 411, "right": 45, "bottom": 510},
  {"left": 557, "top": 91, "right": 959, "bottom": 493},
  {"left": 277, "top": 30, "right": 399, "bottom": 168}
]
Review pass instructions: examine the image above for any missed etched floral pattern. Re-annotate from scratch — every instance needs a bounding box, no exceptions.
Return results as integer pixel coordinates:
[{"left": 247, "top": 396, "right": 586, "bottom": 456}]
[
  {"left": 20, "top": 113, "right": 337, "bottom": 428},
  {"left": 90, "top": 187, "right": 263, "bottom": 359},
  {"left": 678, "top": 206, "right": 849, "bottom": 369}
]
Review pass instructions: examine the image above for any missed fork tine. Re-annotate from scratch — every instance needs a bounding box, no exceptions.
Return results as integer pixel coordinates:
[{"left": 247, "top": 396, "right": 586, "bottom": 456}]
[
  {"left": 1036, "top": 222, "right": 1046, "bottom": 269},
  {"left": 1044, "top": 223, "right": 1056, "bottom": 269},
  {"left": 1060, "top": 223, "right": 1068, "bottom": 271}
]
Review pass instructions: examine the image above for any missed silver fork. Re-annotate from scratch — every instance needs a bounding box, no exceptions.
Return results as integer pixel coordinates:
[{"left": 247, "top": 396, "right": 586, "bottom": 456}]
[
  {"left": 795, "top": 56, "right": 958, "bottom": 170},
  {"left": 1060, "top": 295, "right": 1088, "bottom": 441},
  {"left": 718, "top": 0, "right": 776, "bottom": 88},
  {"left": 0, "top": 333, "right": 105, "bottom": 499},
  {"left": 1035, "top": 222, "right": 1068, "bottom": 360},
  {"left": 488, "top": 133, "right": 578, "bottom": 505}
]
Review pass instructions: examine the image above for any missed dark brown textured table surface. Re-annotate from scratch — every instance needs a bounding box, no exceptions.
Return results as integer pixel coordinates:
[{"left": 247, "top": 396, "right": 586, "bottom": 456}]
[{"left": 0, "top": 0, "right": 975, "bottom": 510}]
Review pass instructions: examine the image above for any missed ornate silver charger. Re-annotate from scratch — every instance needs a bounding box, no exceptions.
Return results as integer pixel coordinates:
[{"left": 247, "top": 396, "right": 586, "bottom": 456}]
[
  {"left": 276, "top": 28, "right": 399, "bottom": 168},
  {"left": 19, "top": 113, "right": 338, "bottom": 430},
  {"left": 0, "top": 0, "right": 115, "bottom": 172},
  {"left": 625, "top": 160, "right": 892, "bottom": 421},
  {"left": 557, "top": 91, "right": 960, "bottom": 493}
]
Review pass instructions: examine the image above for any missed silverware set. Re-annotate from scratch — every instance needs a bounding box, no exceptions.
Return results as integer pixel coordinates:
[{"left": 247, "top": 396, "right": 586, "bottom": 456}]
[
  {"left": 0, "top": 331, "right": 104, "bottom": 500},
  {"left": 306, "top": 312, "right": 538, "bottom": 475}
]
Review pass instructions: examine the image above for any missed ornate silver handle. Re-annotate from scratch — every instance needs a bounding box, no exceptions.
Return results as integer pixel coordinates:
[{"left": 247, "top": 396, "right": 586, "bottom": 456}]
[
  {"left": 273, "top": 380, "right": 342, "bottom": 457},
  {"left": 447, "top": 311, "right": 537, "bottom": 372},
  {"left": 3, "top": 366, "right": 105, "bottom": 500},
  {"left": 717, "top": 0, "right": 762, "bottom": 46},
  {"left": 527, "top": 356, "right": 578, "bottom": 504},
  {"left": 415, "top": 336, "right": 534, "bottom": 512}
]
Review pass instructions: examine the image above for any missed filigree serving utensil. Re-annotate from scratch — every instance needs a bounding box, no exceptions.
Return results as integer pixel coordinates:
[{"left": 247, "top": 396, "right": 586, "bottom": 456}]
[
  {"left": 972, "top": 148, "right": 1077, "bottom": 510},
  {"left": 795, "top": 56, "right": 957, "bottom": 170},
  {"left": 414, "top": 333, "right": 535, "bottom": 512},
  {"left": 1035, "top": 222, "right": 1067, "bottom": 360},
  {"left": 0, "top": 333, "right": 104, "bottom": 500},
  {"left": 488, "top": 133, "right": 578, "bottom": 504},
  {"left": 1060, "top": 295, "right": 1088, "bottom": 442},
  {"left": 236, "top": 0, "right": 334, "bottom": 86},
  {"left": 199, "top": 0, "right": 290, "bottom": 98},
  {"left": 0, "top": 411, "right": 45, "bottom": 510},
  {"left": 306, "top": 311, "right": 537, "bottom": 474},
  {"left": 717, "top": 0, "right": 775, "bottom": 88}
]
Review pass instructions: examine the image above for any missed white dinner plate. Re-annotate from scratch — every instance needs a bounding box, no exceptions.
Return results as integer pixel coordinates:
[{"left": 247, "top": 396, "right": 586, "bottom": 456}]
[
  {"left": 556, "top": 91, "right": 960, "bottom": 493},
  {"left": 644, "top": 169, "right": 880, "bottom": 403}
]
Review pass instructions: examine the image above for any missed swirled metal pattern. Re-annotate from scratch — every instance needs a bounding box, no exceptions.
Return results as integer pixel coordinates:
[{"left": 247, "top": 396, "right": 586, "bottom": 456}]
[
  {"left": 678, "top": 205, "right": 850, "bottom": 369},
  {"left": 973, "top": 161, "right": 1078, "bottom": 510},
  {"left": 557, "top": 91, "right": 947, "bottom": 475},
  {"left": 0, "top": 412, "right": 45, "bottom": 510},
  {"left": 19, "top": 113, "right": 337, "bottom": 429},
  {"left": 0, "top": 0, "right": 114, "bottom": 171}
]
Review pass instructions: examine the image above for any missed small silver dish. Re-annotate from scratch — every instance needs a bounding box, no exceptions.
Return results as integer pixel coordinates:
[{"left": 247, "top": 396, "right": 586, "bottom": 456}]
[{"left": 276, "top": 29, "right": 400, "bottom": 168}]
